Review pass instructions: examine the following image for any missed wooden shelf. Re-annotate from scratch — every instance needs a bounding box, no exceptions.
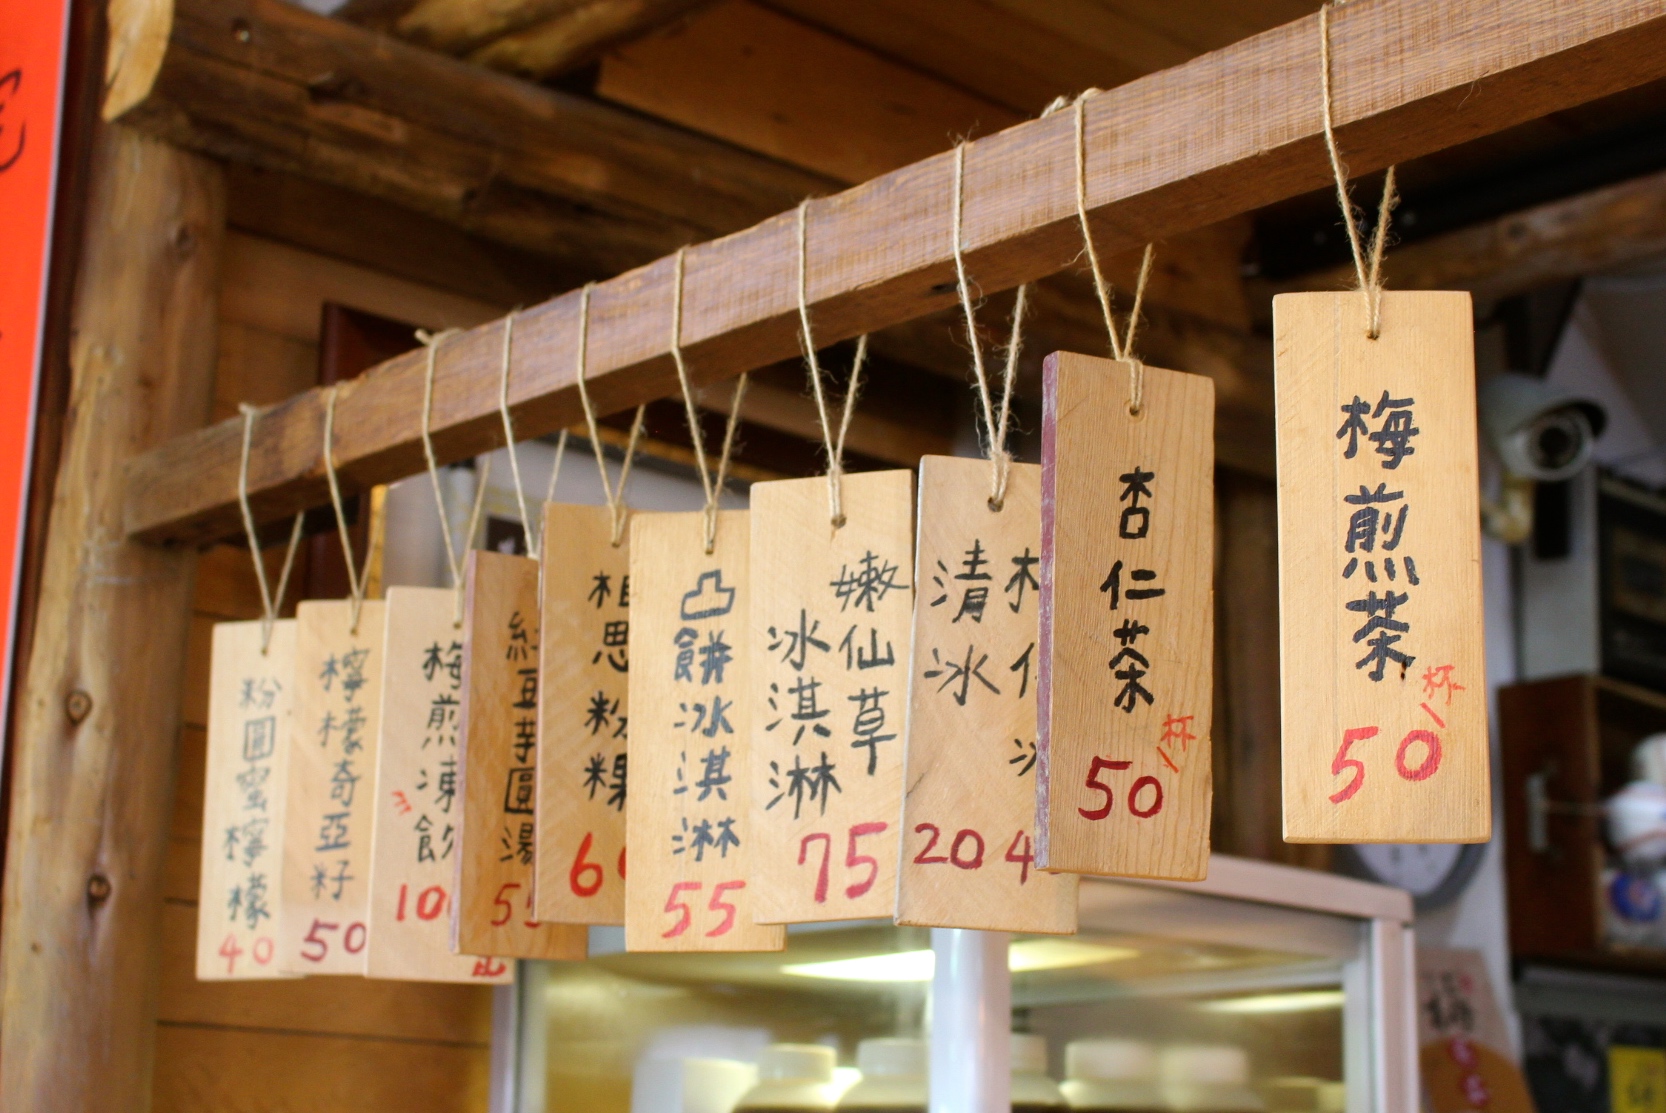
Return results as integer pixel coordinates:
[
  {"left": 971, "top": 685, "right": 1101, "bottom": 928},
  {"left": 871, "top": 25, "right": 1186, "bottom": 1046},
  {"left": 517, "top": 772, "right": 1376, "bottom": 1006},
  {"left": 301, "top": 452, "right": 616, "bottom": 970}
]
[{"left": 1501, "top": 673, "right": 1666, "bottom": 974}]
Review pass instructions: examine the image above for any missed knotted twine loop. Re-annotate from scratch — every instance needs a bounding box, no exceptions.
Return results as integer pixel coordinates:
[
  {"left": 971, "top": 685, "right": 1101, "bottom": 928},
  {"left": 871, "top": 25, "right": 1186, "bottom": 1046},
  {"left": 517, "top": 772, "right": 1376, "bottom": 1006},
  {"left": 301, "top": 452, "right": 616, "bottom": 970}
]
[
  {"left": 417, "top": 328, "right": 491, "bottom": 626},
  {"left": 797, "top": 198, "right": 870, "bottom": 531},
  {"left": 669, "top": 246, "right": 750, "bottom": 554},
  {"left": 237, "top": 403, "right": 306, "bottom": 654},
  {"left": 321, "top": 385, "right": 377, "bottom": 634},
  {"left": 1070, "top": 92, "right": 1155, "bottom": 416},
  {"left": 496, "top": 311, "right": 569, "bottom": 562},
  {"left": 573, "top": 283, "right": 648, "bottom": 547},
  {"left": 951, "top": 142, "right": 1030, "bottom": 512},
  {"left": 1320, "top": 0, "right": 1398, "bottom": 340}
]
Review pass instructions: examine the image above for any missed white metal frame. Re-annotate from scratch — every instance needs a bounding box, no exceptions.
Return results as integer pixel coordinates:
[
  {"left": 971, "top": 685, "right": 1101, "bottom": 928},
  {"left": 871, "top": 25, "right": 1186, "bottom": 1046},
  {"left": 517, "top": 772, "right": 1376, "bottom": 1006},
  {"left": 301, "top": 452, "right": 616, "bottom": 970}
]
[{"left": 494, "top": 854, "right": 1418, "bottom": 1113}]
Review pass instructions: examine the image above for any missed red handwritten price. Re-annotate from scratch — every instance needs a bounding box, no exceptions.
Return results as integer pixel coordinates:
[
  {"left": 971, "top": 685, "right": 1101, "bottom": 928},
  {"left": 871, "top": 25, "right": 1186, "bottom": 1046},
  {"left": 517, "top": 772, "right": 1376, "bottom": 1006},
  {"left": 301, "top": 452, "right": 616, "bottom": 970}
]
[
  {"left": 661, "top": 879, "right": 747, "bottom": 938},
  {"left": 1329, "top": 726, "right": 1442, "bottom": 804},
  {"left": 489, "top": 882, "right": 541, "bottom": 929},
  {"left": 217, "top": 933, "right": 276, "bottom": 975},
  {"left": 1076, "top": 757, "right": 1164, "bottom": 821},
  {"left": 797, "top": 822, "right": 888, "bottom": 903},
  {"left": 910, "top": 823, "right": 1038, "bottom": 884},
  {"left": 568, "top": 832, "right": 627, "bottom": 898},
  {"left": 395, "top": 882, "right": 448, "bottom": 922},
  {"left": 299, "top": 918, "right": 367, "bottom": 963}
]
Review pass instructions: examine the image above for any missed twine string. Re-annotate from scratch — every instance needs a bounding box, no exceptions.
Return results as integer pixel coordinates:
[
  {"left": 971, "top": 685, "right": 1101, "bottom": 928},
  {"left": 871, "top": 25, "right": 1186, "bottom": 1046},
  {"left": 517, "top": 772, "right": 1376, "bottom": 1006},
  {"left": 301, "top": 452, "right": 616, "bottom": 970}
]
[
  {"left": 417, "top": 328, "right": 491, "bottom": 626},
  {"left": 797, "top": 199, "right": 869, "bottom": 530},
  {"left": 237, "top": 403, "right": 306, "bottom": 654},
  {"left": 497, "top": 311, "right": 557, "bottom": 561},
  {"left": 1320, "top": 0, "right": 1397, "bottom": 339},
  {"left": 1071, "top": 92, "right": 1156, "bottom": 415},
  {"left": 573, "top": 283, "right": 649, "bottom": 547},
  {"left": 669, "top": 247, "right": 750, "bottom": 554},
  {"left": 951, "top": 142, "right": 1030, "bottom": 510},
  {"left": 322, "top": 385, "right": 375, "bottom": 634}
]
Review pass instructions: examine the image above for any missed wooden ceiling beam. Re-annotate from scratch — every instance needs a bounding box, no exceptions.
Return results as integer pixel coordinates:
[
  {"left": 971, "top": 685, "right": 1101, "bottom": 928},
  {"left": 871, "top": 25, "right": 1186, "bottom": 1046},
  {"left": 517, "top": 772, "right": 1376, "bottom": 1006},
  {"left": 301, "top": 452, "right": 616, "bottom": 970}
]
[
  {"left": 122, "top": 0, "right": 1666, "bottom": 546},
  {"left": 106, "top": 0, "right": 831, "bottom": 278},
  {"left": 469, "top": 0, "right": 714, "bottom": 79},
  {"left": 1265, "top": 165, "right": 1666, "bottom": 305}
]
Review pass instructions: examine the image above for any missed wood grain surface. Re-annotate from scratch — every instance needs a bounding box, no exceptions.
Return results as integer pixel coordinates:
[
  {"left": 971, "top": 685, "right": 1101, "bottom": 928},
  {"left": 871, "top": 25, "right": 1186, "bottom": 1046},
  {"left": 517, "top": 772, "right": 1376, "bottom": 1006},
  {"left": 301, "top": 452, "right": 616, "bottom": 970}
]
[
  {"left": 748, "top": 471, "right": 915, "bottom": 923},
  {"left": 281, "top": 599, "right": 386, "bottom": 974},
  {"left": 1038, "top": 354, "right": 1214, "bottom": 880},
  {"left": 453, "top": 550, "right": 587, "bottom": 959},
  {"left": 198, "top": 620, "right": 299, "bottom": 980},
  {"left": 1275, "top": 292, "right": 1489, "bottom": 843},
  {"left": 625, "top": 511, "right": 784, "bottom": 952},
  {"left": 367, "top": 587, "right": 512, "bottom": 982},
  {"left": 896, "top": 458, "right": 1077, "bottom": 934},
  {"left": 536, "top": 503, "right": 632, "bottom": 924}
]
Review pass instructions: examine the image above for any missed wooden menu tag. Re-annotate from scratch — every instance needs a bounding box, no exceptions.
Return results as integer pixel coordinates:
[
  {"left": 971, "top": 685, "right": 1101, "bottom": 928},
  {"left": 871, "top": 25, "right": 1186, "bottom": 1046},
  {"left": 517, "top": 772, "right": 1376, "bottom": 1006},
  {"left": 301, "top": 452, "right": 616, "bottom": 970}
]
[
  {"left": 896, "top": 457, "right": 1077, "bottom": 934},
  {"left": 197, "top": 619, "right": 299, "bottom": 980},
  {"left": 1274, "top": 291, "right": 1488, "bottom": 843},
  {"left": 454, "top": 549, "right": 588, "bottom": 959},
  {"left": 749, "top": 471, "right": 914, "bottom": 923},
  {"left": 280, "top": 598, "right": 386, "bottom": 974},
  {"left": 365, "top": 587, "right": 512, "bottom": 982},
  {"left": 536, "top": 503, "right": 631, "bottom": 924},
  {"left": 1037, "top": 353, "right": 1215, "bottom": 881},
  {"left": 625, "top": 510, "right": 784, "bottom": 952}
]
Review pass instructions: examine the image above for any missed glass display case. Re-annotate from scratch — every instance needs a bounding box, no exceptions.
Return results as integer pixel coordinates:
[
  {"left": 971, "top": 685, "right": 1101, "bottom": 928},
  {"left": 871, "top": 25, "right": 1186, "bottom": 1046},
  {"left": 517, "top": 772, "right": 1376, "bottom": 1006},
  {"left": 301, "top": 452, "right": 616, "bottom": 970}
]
[{"left": 499, "top": 856, "right": 1415, "bottom": 1113}]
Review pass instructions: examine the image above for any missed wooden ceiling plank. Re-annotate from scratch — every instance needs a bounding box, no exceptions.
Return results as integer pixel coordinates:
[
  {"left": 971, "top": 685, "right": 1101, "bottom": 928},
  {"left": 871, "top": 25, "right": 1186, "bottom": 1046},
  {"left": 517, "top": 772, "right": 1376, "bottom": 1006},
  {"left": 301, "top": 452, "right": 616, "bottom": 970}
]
[
  {"left": 121, "top": 0, "right": 1666, "bottom": 545},
  {"left": 596, "top": 0, "right": 1023, "bottom": 184},
  {"left": 763, "top": 0, "right": 1135, "bottom": 115}
]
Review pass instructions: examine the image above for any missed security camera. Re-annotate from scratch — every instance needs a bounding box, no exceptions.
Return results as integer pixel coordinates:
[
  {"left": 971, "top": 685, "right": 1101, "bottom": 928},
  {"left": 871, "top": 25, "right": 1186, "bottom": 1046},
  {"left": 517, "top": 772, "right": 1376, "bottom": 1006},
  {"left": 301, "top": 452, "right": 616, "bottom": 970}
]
[{"left": 1478, "top": 372, "right": 1607, "bottom": 482}]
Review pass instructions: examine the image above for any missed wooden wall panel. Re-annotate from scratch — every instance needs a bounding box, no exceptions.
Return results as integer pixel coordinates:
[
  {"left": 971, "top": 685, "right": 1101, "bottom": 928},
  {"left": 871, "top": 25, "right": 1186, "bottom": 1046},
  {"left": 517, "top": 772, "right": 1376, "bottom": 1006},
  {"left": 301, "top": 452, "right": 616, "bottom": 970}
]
[
  {"left": 151, "top": 231, "right": 498, "bottom": 1113},
  {"left": 152, "top": 1026, "right": 491, "bottom": 1113}
]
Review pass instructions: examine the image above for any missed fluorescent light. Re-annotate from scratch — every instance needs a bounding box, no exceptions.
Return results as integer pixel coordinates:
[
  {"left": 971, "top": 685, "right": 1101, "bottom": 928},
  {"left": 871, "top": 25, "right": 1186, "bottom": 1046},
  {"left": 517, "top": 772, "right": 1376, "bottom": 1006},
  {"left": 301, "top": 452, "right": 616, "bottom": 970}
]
[
  {"left": 782, "top": 949, "right": 937, "bottom": 983},
  {"left": 782, "top": 940, "right": 1136, "bottom": 983},
  {"left": 1010, "top": 939, "right": 1138, "bottom": 972},
  {"left": 1202, "top": 990, "right": 1345, "bottom": 1014}
]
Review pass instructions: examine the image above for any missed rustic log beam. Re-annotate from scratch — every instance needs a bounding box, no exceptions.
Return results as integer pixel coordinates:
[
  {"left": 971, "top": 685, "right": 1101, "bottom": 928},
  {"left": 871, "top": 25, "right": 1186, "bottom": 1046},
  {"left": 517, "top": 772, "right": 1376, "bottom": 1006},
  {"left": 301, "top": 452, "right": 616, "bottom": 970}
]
[
  {"left": 107, "top": 0, "right": 831, "bottom": 277},
  {"left": 122, "top": 0, "right": 1666, "bottom": 546},
  {"left": 469, "top": 0, "right": 715, "bottom": 79},
  {"left": 1268, "top": 165, "right": 1666, "bottom": 304},
  {"left": 0, "top": 126, "right": 223, "bottom": 1112}
]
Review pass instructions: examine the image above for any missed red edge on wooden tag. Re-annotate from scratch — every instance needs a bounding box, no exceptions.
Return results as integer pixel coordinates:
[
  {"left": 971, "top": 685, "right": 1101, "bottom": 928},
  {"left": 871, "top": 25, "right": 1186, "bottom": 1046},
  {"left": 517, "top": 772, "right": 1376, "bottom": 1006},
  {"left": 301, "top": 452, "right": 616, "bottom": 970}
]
[{"left": 1036, "top": 351, "right": 1061, "bottom": 868}]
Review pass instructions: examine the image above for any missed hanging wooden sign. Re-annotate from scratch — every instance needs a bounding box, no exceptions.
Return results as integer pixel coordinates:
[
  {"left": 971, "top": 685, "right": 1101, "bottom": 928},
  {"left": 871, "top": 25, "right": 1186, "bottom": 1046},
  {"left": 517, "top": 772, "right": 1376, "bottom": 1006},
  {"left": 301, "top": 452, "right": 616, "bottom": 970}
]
[
  {"left": 625, "top": 510, "right": 784, "bottom": 952},
  {"left": 197, "top": 619, "right": 299, "bottom": 980},
  {"left": 1274, "top": 291, "right": 1489, "bottom": 843},
  {"left": 536, "top": 502, "right": 631, "bottom": 925},
  {"left": 365, "top": 586, "right": 512, "bottom": 982},
  {"left": 748, "top": 470, "right": 914, "bottom": 923},
  {"left": 279, "top": 598, "right": 386, "bottom": 974},
  {"left": 896, "top": 457, "right": 1077, "bottom": 934},
  {"left": 454, "top": 549, "right": 588, "bottom": 959},
  {"left": 1037, "top": 353, "right": 1215, "bottom": 881}
]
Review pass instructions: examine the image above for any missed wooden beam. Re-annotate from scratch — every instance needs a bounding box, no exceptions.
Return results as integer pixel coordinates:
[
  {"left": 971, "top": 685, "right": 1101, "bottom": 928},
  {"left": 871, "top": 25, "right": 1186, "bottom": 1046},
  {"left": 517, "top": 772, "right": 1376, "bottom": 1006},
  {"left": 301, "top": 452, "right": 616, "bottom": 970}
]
[
  {"left": 0, "top": 126, "right": 223, "bottom": 1112},
  {"left": 1269, "top": 166, "right": 1666, "bottom": 304},
  {"left": 469, "top": 0, "right": 714, "bottom": 79},
  {"left": 108, "top": 0, "right": 831, "bottom": 277},
  {"left": 123, "top": 0, "right": 1666, "bottom": 546}
]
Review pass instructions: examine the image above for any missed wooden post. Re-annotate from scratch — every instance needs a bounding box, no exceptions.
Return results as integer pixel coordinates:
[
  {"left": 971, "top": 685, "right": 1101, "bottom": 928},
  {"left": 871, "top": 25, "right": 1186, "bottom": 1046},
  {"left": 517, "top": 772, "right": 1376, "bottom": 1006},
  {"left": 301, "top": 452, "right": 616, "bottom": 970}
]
[{"left": 0, "top": 126, "right": 223, "bottom": 1112}]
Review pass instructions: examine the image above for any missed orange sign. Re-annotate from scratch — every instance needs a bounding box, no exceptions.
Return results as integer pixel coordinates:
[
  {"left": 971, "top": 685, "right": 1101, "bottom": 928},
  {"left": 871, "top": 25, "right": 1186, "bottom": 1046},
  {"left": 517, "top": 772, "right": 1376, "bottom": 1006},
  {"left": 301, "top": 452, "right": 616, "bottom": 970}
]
[{"left": 0, "top": 0, "right": 70, "bottom": 733}]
